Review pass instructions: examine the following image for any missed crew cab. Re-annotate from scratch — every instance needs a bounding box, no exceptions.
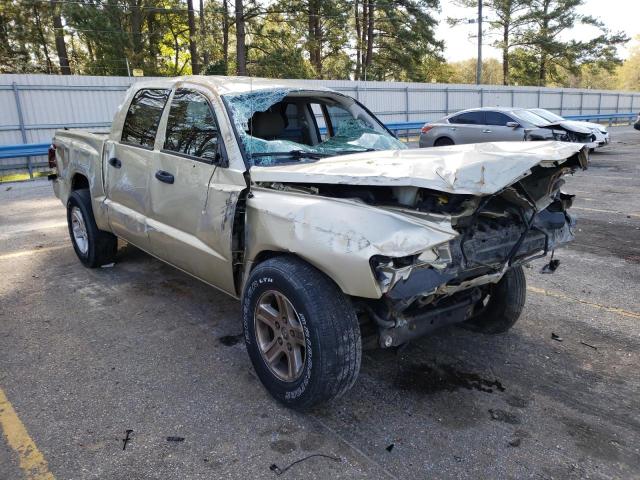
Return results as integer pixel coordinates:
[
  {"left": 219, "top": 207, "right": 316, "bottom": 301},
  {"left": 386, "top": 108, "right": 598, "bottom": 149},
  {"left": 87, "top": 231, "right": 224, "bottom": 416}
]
[{"left": 50, "top": 76, "right": 588, "bottom": 409}]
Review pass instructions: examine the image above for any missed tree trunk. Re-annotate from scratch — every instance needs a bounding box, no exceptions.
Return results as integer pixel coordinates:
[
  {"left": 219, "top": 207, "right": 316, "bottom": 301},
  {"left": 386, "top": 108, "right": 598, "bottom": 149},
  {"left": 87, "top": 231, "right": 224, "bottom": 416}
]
[
  {"left": 361, "top": 0, "right": 367, "bottom": 79},
  {"left": 502, "top": 23, "right": 509, "bottom": 85},
  {"left": 147, "top": 11, "right": 159, "bottom": 74},
  {"left": 538, "top": 55, "right": 547, "bottom": 86},
  {"left": 50, "top": 0, "right": 71, "bottom": 74},
  {"left": 354, "top": 0, "right": 361, "bottom": 79},
  {"left": 33, "top": 4, "right": 53, "bottom": 74},
  {"left": 199, "top": 0, "right": 209, "bottom": 67},
  {"left": 538, "top": 0, "right": 550, "bottom": 86},
  {"left": 307, "top": 0, "right": 322, "bottom": 77},
  {"left": 222, "top": 0, "right": 229, "bottom": 74},
  {"left": 235, "top": 0, "right": 246, "bottom": 75},
  {"left": 364, "top": 1, "right": 374, "bottom": 79},
  {"left": 186, "top": 0, "right": 200, "bottom": 74},
  {"left": 130, "top": 0, "right": 144, "bottom": 69}
]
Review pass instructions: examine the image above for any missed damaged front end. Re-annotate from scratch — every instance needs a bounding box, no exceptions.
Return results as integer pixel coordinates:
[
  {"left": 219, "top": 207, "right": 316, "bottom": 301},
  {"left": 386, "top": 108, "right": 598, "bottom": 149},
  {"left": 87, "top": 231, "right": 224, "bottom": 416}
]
[
  {"left": 357, "top": 151, "right": 588, "bottom": 348},
  {"left": 250, "top": 143, "right": 587, "bottom": 348},
  {"left": 527, "top": 121, "right": 597, "bottom": 147}
]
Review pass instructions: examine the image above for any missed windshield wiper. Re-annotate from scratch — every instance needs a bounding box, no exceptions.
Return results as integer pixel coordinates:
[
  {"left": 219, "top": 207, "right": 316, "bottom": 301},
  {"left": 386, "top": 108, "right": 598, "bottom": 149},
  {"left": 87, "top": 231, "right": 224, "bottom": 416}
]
[
  {"left": 250, "top": 150, "right": 332, "bottom": 160},
  {"left": 332, "top": 148, "right": 377, "bottom": 155}
]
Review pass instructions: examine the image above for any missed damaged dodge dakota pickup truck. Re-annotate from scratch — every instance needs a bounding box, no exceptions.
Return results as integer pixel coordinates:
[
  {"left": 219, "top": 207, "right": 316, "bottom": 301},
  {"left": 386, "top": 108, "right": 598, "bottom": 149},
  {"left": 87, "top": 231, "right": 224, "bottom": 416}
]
[{"left": 50, "top": 76, "right": 588, "bottom": 409}]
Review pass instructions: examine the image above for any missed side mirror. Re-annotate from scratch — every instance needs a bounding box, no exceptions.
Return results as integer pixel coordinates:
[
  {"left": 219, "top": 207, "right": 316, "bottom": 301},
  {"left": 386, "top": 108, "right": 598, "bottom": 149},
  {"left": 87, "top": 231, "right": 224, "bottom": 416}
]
[{"left": 506, "top": 121, "right": 520, "bottom": 128}]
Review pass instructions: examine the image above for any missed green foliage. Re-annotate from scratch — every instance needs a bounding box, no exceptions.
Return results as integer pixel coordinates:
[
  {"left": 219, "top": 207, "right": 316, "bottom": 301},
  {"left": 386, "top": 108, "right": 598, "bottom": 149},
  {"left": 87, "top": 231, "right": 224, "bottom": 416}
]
[
  {"left": 616, "top": 35, "right": 640, "bottom": 92},
  {"left": 0, "top": 0, "right": 635, "bottom": 90},
  {"left": 516, "top": 0, "right": 628, "bottom": 86},
  {"left": 363, "top": 0, "right": 444, "bottom": 81},
  {"left": 0, "top": 0, "right": 56, "bottom": 73},
  {"left": 448, "top": 58, "right": 503, "bottom": 84}
]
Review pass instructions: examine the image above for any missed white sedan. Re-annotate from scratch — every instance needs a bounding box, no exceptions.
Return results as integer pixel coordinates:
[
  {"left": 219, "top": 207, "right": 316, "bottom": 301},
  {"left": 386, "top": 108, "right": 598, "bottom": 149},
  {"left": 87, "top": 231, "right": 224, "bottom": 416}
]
[{"left": 530, "top": 108, "right": 609, "bottom": 148}]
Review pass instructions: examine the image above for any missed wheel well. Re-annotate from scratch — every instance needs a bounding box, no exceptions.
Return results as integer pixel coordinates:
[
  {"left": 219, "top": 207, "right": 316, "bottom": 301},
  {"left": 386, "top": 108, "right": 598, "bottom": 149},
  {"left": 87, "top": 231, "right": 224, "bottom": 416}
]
[
  {"left": 251, "top": 250, "right": 285, "bottom": 270},
  {"left": 434, "top": 136, "right": 454, "bottom": 146},
  {"left": 71, "top": 173, "right": 89, "bottom": 191}
]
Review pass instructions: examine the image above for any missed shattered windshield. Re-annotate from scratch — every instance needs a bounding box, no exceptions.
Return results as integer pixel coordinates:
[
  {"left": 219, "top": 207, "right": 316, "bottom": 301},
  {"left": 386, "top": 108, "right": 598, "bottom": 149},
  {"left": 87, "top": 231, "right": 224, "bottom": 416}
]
[{"left": 223, "top": 88, "right": 406, "bottom": 166}]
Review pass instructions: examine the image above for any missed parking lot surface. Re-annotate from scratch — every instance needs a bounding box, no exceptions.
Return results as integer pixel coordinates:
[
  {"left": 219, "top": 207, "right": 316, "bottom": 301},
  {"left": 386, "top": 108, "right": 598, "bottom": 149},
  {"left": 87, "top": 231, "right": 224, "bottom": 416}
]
[{"left": 1, "top": 127, "right": 639, "bottom": 479}]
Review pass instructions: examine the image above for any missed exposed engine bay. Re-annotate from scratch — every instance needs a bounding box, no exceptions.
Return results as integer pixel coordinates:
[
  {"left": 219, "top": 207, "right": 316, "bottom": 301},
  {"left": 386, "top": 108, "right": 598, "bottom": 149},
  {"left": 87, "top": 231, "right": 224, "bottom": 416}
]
[
  {"left": 527, "top": 122, "right": 596, "bottom": 145},
  {"left": 254, "top": 148, "right": 587, "bottom": 348}
]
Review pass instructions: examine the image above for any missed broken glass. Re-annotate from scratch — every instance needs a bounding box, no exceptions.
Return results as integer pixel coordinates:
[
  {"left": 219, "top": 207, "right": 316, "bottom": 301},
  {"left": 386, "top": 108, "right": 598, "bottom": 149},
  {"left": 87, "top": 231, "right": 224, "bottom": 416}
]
[{"left": 223, "top": 89, "right": 406, "bottom": 166}]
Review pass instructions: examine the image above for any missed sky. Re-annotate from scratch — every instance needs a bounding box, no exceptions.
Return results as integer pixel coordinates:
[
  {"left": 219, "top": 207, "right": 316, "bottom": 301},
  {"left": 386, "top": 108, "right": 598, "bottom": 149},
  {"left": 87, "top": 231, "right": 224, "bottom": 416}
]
[{"left": 437, "top": 0, "right": 640, "bottom": 62}]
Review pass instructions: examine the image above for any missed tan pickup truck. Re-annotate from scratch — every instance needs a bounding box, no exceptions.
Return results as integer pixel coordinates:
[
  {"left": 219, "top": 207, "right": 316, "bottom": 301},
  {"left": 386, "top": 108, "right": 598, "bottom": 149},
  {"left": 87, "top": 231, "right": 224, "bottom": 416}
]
[{"left": 50, "top": 76, "right": 587, "bottom": 409}]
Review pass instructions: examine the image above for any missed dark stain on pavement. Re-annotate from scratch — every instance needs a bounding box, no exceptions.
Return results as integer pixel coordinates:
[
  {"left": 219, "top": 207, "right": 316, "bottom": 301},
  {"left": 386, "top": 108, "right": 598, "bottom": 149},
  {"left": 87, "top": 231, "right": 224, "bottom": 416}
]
[
  {"left": 505, "top": 395, "right": 528, "bottom": 408},
  {"left": 488, "top": 408, "right": 520, "bottom": 424},
  {"left": 219, "top": 333, "right": 243, "bottom": 346},
  {"left": 562, "top": 417, "right": 622, "bottom": 461},
  {"left": 394, "top": 362, "right": 505, "bottom": 394},
  {"left": 270, "top": 439, "right": 297, "bottom": 454}
]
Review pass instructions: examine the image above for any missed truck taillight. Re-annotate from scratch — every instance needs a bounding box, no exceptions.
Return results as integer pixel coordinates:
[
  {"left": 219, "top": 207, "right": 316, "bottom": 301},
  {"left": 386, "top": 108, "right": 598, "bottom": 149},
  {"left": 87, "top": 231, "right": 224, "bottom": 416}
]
[
  {"left": 48, "top": 144, "right": 57, "bottom": 169},
  {"left": 421, "top": 125, "right": 434, "bottom": 134}
]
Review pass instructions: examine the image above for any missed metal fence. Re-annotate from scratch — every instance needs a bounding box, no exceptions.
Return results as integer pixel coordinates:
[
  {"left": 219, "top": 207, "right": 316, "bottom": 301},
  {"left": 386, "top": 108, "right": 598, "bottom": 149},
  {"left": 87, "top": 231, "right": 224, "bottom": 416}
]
[{"left": 2, "top": 74, "right": 639, "bottom": 177}]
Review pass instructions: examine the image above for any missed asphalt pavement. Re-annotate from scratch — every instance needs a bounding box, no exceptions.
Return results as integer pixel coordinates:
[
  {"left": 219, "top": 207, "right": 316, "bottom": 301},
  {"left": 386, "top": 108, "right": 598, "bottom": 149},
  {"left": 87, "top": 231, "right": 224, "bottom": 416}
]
[{"left": 1, "top": 126, "right": 639, "bottom": 479}]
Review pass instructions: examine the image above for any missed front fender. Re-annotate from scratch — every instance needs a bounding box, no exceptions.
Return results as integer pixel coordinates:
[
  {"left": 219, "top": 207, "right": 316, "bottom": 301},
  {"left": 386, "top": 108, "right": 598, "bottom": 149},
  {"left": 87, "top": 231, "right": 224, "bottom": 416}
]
[{"left": 245, "top": 188, "right": 458, "bottom": 298}]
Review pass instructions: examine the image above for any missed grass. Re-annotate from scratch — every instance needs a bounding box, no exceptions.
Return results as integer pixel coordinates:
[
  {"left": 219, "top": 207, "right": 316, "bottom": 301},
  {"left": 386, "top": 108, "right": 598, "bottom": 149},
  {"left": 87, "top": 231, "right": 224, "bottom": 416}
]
[{"left": 0, "top": 170, "right": 52, "bottom": 183}]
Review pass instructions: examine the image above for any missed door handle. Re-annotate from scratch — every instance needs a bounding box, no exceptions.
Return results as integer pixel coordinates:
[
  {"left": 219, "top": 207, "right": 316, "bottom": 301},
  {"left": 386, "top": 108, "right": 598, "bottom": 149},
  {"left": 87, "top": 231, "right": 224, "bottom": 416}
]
[
  {"left": 108, "top": 157, "right": 121, "bottom": 168},
  {"left": 450, "top": 127, "right": 457, "bottom": 131},
  {"left": 482, "top": 129, "right": 492, "bottom": 133},
  {"left": 155, "top": 170, "right": 174, "bottom": 184}
]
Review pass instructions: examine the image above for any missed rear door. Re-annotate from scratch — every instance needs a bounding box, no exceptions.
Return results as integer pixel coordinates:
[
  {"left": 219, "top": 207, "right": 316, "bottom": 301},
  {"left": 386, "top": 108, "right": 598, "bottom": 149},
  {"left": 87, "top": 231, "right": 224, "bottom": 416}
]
[
  {"left": 147, "top": 87, "right": 245, "bottom": 295},
  {"left": 104, "top": 88, "right": 170, "bottom": 250},
  {"left": 484, "top": 111, "right": 526, "bottom": 142},
  {"left": 448, "top": 111, "right": 487, "bottom": 144}
]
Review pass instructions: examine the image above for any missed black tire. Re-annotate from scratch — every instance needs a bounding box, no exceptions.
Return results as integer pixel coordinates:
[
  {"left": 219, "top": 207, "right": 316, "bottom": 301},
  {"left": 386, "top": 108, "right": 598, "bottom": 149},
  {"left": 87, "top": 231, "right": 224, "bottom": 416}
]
[
  {"left": 462, "top": 265, "right": 526, "bottom": 334},
  {"left": 242, "top": 255, "right": 362, "bottom": 410},
  {"left": 67, "top": 189, "right": 117, "bottom": 268},
  {"left": 434, "top": 137, "right": 454, "bottom": 147}
]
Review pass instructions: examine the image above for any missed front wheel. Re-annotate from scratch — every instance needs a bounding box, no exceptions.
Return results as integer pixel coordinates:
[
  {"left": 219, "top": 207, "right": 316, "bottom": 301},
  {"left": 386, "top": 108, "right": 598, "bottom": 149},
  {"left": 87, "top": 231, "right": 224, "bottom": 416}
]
[
  {"left": 462, "top": 265, "right": 526, "bottom": 334},
  {"left": 67, "top": 189, "right": 117, "bottom": 268},
  {"left": 242, "top": 256, "right": 362, "bottom": 410}
]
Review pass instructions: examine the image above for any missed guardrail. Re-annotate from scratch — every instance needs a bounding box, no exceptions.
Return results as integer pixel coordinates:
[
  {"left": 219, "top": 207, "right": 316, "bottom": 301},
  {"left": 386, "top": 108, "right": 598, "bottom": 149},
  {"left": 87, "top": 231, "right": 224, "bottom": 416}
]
[
  {"left": 564, "top": 113, "right": 637, "bottom": 123},
  {"left": 0, "top": 143, "right": 50, "bottom": 159},
  {"left": 2, "top": 112, "right": 637, "bottom": 180}
]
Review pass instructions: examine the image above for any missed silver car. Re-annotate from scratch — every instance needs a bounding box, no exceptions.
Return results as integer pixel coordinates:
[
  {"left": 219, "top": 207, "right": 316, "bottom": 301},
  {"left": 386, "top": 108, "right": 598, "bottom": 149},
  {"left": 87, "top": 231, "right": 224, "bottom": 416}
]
[
  {"left": 530, "top": 108, "right": 609, "bottom": 148},
  {"left": 419, "top": 107, "right": 595, "bottom": 148}
]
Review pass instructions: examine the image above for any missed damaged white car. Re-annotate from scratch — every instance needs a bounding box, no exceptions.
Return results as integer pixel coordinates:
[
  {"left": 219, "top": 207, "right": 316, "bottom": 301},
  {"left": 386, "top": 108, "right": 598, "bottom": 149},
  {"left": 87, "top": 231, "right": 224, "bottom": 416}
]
[{"left": 49, "top": 77, "right": 588, "bottom": 409}]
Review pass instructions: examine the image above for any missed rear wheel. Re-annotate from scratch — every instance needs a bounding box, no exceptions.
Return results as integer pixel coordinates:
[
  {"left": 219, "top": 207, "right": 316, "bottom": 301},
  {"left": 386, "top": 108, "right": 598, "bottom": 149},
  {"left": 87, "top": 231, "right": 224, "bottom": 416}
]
[
  {"left": 242, "top": 255, "right": 361, "bottom": 410},
  {"left": 67, "top": 189, "right": 117, "bottom": 268},
  {"left": 462, "top": 265, "right": 526, "bottom": 334},
  {"left": 434, "top": 137, "right": 454, "bottom": 147}
]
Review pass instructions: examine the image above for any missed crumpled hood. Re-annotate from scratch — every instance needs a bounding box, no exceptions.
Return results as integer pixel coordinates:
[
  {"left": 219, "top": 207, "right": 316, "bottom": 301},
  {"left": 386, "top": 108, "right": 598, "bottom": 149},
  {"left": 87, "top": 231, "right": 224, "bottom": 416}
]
[
  {"left": 250, "top": 141, "right": 586, "bottom": 195},
  {"left": 541, "top": 121, "right": 593, "bottom": 134},
  {"left": 570, "top": 120, "right": 607, "bottom": 132}
]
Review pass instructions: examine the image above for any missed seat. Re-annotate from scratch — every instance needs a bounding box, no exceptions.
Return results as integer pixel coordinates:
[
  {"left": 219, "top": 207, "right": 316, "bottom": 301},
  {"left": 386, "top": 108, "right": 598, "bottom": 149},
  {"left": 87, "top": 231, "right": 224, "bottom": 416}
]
[{"left": 249, "top": 112, "right": 286, "bottom": 140}]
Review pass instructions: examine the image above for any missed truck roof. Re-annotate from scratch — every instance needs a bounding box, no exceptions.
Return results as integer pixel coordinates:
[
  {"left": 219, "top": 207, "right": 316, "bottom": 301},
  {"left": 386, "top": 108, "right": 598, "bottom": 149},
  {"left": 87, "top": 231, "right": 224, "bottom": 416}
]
[{"left": 129, "top": 75, "right": 335, "bottom": 96}]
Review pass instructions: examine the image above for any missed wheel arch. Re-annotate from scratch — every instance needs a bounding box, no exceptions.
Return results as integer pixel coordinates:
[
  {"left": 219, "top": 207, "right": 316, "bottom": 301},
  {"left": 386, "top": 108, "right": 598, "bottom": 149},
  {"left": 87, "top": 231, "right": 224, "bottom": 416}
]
[
  {"left": 71, "top": 172, "right": 90, "bottom": 191},
  {"left": 434, "top": 136, "right": 455, "bottom": 146},
  {"left": 245, "top": 249, "right": 349, "bottom": 297}
]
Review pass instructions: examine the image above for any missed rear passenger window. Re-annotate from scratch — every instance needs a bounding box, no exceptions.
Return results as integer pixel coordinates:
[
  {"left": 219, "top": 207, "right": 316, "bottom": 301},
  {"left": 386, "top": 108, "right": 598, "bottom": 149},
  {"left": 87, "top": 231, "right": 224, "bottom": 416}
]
[
  {"left": 121, "top": 89, "right": 169, "bottom": 148},
  {"left": 450, "top": 112, "right": 484, "bottom": 125},
  {"left": 485, "top": 111, "right": 512, "bottom": 126},
  {"left": 163, "top": 89, "right": 220, "bottom": 162}
]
